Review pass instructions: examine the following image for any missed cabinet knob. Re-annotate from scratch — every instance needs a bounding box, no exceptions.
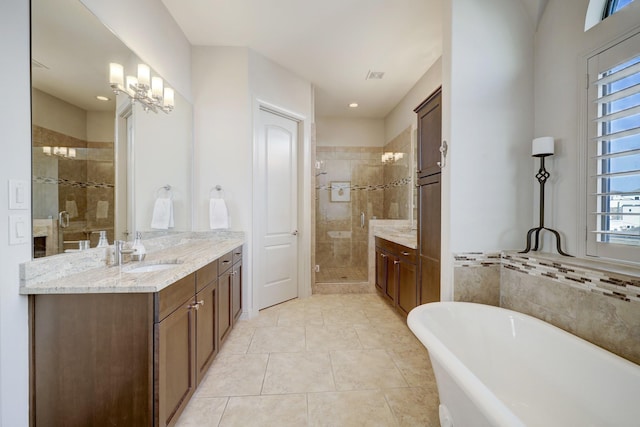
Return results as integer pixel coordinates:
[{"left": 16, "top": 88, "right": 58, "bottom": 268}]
[
  {"left": 232, "top": 270, "right": 237, "bottom": 276},
  {"left": 380, "top": 254, "right": 387, "bottom": 259},
  {"left": 394, "top": 260, "right": 400, "bottom": 265},
  {"left": 402, "top": 251, "right": 410, "bottom": 256}
]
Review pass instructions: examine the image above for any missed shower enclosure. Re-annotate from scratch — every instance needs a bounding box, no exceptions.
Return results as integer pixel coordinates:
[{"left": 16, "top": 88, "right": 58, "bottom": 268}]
[
  {"left": 31, "top": 96, "right": 115, "bottom": 257},
  {"left": 314, "top": 127, "right": 413, "bottom": 284}
]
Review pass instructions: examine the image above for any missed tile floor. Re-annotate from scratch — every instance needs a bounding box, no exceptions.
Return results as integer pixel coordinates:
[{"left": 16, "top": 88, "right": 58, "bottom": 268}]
[
  {"left": 176, "top": 293, "right": 440, "bottom": 426},
  {"left": 315, "top": 267, "right": 369, "bottom": 283}
]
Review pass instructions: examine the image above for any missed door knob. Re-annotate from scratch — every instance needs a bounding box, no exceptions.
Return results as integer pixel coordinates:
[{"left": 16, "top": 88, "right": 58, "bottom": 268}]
[{"left": 291, "top": 230, "right": 299, "bottom": 236}]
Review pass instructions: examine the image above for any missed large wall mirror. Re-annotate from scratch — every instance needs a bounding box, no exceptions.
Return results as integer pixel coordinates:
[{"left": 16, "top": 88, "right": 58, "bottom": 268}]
[{"left": 31, "top": 0, "right": 193, "bottom": 258}]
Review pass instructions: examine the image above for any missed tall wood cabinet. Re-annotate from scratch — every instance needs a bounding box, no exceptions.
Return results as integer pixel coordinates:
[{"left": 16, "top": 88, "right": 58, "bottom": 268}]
[{"left": 415, "top": 88, "right": 442, "bottom": 304}]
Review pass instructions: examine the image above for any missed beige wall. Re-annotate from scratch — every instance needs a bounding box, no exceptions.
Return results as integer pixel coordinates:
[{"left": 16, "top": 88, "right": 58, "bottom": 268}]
[{"left": 316, "top": 117, "right": 385, "bottom": 148}]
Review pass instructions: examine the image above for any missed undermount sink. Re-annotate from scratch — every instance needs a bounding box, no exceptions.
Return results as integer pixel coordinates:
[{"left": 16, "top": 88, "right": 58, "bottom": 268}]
[{"left": 124, "top": 263, "right": 179, "bottom": 273}]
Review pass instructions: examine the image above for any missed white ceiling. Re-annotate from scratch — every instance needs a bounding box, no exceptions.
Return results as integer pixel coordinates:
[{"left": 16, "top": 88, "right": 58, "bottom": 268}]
[
  {"left": 161, "top": 0, "right": 443, "bottom": 119},
  {"left": 31, "top": 0, "right": 133, "bottom": 112}
]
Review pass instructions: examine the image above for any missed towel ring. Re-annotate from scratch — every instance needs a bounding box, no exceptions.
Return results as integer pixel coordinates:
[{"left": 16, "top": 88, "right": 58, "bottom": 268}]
[
  {"left": 156, "top": 185, "right": 173, "bottom": 199},
  {"left": 210, "top": 185, "right": 225, "bottom": 199}
]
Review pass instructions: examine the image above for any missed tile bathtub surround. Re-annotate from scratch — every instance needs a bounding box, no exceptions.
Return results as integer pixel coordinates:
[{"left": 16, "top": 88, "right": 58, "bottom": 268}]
[
  {"left": 176, "top": 293, "right": 440, "bottom": 427},
  {"left": 454, "top": 251, "right": 640, "bottom": 364}
]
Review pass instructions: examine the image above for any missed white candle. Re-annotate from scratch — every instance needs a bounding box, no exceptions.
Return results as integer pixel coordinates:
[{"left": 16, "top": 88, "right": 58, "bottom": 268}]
[
  {"left": 137, "top": 64, "right": 151, "bottom": 87},
  {"left": 532, "top": 136, "right": 554, "bottom": 157},
  {"left": 109, "top": 63, "right": 124, "bottom": 87},
  {"left": 151, "top": 77, "right": 163, "bottom": 98}
]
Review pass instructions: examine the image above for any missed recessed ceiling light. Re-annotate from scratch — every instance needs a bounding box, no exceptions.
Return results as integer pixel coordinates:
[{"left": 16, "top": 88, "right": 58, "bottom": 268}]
[
  {"left": 349, "top": 103, "right": 359, "bottom": 108},
  {"left": 96, "top": 95, "right": 110, "bottom": 101}
]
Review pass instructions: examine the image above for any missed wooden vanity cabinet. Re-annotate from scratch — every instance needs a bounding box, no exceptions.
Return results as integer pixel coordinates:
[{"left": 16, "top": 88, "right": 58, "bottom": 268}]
[
  {"left": 218, "top": 246, "right": 243, "bottom": 348},
  {"left": 375, "top": 237, "right": 417, "bottom": 316},
  {"left": 232, "top": 247, "right": 243, "bottom": 323},
  {"left": 195, "top": 261, "right": 218, "bottom": 386},
  {"left": 30, "top": 245, "right": 244, "bottom": 427},
  {"left": 155, "top": 273, "right": 197, "bottom": 427}
]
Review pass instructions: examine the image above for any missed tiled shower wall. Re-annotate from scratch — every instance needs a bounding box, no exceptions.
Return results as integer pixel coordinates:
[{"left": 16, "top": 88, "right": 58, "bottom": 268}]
[
  {"left": 316, "top": 147, "right": 383, "bottom": 278},
  {"left": 453, "top": 252, "right": 640, "bottom": 365},
  {"left": 315, "top": 129, "right": 412, "bottom": 283},
  {"left": 32, "top": 125, "right": 114, "bottom": 253}
]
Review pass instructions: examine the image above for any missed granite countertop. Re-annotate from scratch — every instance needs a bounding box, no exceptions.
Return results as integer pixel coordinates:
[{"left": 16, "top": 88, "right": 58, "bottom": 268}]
[
  {"left": 20, "top": 233, "right": 244, "bottom": 295},
  {"left": 374, "top": 227, "right": 417, "bottom": 249}
]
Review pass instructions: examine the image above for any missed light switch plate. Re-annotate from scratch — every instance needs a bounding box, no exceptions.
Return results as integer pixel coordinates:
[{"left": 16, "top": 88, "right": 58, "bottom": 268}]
[
  {"left": 9, "top": 215, "right": 29, "bottom": 245},
  {"left": 9, "top": 179, "right": 28, "bottom": 210}
]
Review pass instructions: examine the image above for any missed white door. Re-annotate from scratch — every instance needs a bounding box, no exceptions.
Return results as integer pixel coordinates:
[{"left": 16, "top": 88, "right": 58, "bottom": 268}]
[{"left": 256, "top": 107, "right": 299, "bottom": 310}]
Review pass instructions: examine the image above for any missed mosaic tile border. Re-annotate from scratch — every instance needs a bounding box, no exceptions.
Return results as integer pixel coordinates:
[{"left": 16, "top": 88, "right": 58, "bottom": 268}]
[
  {"left": 33, "top": 176, "right": 114, "bottom": 189},
  {"left": 453, "top": 252, "right": 502, "bottom": 267},
  {"left": 316, "top": 177, "right": 411, "bottom": 192},
  {"left": 454, "top": 251, "right": 640, "bottom": 303},
  {"left": 502, "top": 253, "right": 640, "bottom": 303}
]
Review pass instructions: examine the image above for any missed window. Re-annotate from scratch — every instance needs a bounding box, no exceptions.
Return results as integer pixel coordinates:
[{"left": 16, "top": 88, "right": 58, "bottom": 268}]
[
  {"left": 603, "top": 0, "right": 635, "bottom": 18},
  {"left": 586, "top": 32, "right": 640, "bottom": 263}
]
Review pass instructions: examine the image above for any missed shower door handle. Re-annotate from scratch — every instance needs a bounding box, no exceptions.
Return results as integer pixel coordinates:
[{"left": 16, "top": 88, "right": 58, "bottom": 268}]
[
  {"left": 58, "top": 211, "right": 70, "bottom": 228},
  {"left": 360, "top": 212, "right": 365, "bottom": 228}
]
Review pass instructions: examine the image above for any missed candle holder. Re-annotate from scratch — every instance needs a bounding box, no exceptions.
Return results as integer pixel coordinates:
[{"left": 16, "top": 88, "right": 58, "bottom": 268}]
[{"left": 520, "top": 138, "right": 571, "bottom": 256}]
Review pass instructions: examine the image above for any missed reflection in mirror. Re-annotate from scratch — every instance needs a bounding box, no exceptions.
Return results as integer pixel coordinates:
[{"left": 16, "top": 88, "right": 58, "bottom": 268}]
[
  {"left": 31, "top": 0, "right": 130, "bottom": 257},
  {"left": 31, "top": 0, "right": 193, "bottom": 258}
]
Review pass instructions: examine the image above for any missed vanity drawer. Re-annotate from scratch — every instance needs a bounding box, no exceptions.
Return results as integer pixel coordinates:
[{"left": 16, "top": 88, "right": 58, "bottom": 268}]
[
  {"left": 398, "top": 247, "right": 416, "bottom": 264},
  {"left": 376, "top": 237, "right": 398, "bottom": 254},
  {"left": 156, "top": 273, "right": 196, "bottom": 322},
  {"left": 219, "top": 251, "right": 233, "bottom": 274},
  {"left": 232, "top": 245, "right": 243, "bottom": 264},
  {"left": 196, "top": 261, "right": 218, "bottom": 292}
]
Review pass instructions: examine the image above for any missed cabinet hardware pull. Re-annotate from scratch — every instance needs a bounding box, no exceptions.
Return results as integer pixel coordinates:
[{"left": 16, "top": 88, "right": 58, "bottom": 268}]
[
  {"left": 380, "top": 254, "right": 387, "bottom": 258},
  {"left": 189, "top": 303, "right": 200, "bottom": 310},
  {"left": 232, "top": 271, "right": 237, "bottom": 276},
  {"left": 402, "top": 251, "right": 410, "bottom": 256},
  {"left": 197, "top": 300, "right": 204, "bottom": 306},
  {"left": 222, "top": 260, "right": 230, "bottom": 264},
  {"left": 394, "top": 260, "right": 400, "bottom": 265}
]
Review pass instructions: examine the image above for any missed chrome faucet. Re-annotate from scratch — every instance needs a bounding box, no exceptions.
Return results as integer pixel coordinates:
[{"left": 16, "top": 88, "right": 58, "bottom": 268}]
[{"left": 113, "top": 240, "right": 136, "bottom": 266}]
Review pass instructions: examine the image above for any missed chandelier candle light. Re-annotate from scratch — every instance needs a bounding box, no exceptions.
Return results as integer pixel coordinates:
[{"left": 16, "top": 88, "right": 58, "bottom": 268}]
[
  {"left": 520, "top": 136, "right": 572, "bottom": 256},
  {"left": 109, "top": 63, "right": 174, "bottom": 114}
]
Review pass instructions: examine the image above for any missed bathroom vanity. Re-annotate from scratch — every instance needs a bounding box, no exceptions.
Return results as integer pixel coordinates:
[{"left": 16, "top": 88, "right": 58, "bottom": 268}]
[
  {"left": 375, "top": 235, "right": 418, "bottom": 316},
  {"left": 21, "top": 234, "right": 243, "bottom": 427}
]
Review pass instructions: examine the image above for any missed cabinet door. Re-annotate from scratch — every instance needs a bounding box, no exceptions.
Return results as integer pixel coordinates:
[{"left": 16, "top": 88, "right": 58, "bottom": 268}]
[
  {"left": 375, "top": 248, "right": 388, "bottom": 295},
  {"left": 415, "top": 88, "right": 442, "bottom": 179},
  {"left": 196, "top": 279, "right": 217, "bottom": 386},
  {"left": 397, "top": 259, "right": 417, "bottom": 316},
  {"left": 387, "top": 255, "right": 399, "bottom": 302},
  {"left": 231, "top": 260, "right": 242, "bottom": 323},
  {"left": 418, "top": 175, "right": 441, "bottom": 304},
  {"left": 218, "top": 270, "right": 232, "bottom": 346},
  {"left": 156, "top": 301, "right": 196, "bottom": 427}
]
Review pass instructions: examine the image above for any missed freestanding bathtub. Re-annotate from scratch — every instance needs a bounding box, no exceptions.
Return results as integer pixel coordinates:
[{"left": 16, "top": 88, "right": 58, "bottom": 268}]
[{"left": 407, "top": 302, "right": 640, "bottom": 427}]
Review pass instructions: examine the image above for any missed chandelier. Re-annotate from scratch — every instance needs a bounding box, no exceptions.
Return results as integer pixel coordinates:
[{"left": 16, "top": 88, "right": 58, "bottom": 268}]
[{"left": 109, "top": 63, "right": 174, "bottom": 114}]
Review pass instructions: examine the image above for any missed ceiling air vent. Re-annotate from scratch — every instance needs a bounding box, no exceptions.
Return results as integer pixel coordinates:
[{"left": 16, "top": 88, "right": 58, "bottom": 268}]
[{"left": 366, "top": 70, "right": 385, "bottom": 80}]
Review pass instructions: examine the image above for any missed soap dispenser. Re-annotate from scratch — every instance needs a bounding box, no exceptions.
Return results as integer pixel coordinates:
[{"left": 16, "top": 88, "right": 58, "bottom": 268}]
[
  {"left": 97, "top": 230, "right": 109, "bottom": 248},
  {"left": 131, "top": 232, "right": 146, "bottom": 261}
]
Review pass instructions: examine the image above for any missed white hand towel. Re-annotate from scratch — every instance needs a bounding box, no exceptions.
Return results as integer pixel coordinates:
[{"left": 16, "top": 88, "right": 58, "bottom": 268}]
[
  {"left": 65, "top": 200, "right": 78, "bottom": 219},
  {"left": 209, "top": 198, "right": 229, "bottom": 229},
  {"left": 96, "top": 200, "right": 109, "bottom": 219},
  {"left": 151, "top": 198, "right": 174, "bottom": 229}
]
